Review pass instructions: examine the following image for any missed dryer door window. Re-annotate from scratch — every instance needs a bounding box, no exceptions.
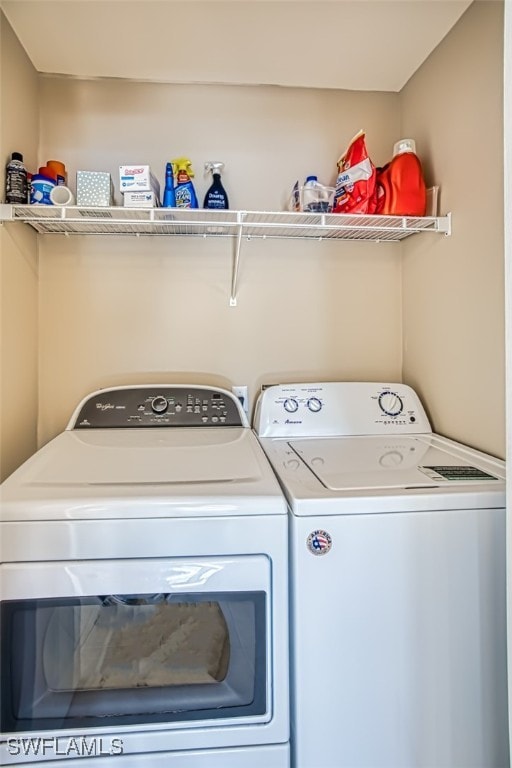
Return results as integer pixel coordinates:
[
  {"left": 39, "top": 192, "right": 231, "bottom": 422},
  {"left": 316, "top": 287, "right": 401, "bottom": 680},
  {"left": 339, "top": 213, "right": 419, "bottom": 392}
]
[{"left": 1, "top": 591, "right": 266, "bottom": 733}]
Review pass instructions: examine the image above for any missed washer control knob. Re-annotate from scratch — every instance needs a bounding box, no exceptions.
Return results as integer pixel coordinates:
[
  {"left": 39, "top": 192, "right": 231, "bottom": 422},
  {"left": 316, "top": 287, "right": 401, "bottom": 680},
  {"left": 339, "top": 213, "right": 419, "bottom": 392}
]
[
  {"left": 151, "top": 396, "right": 168, "bottom": 414},
  {"left": 378, "top": 392, "right": 404, "bottom": 417},
  {"left": 307, "top": 397, "right": 322, "bottom": 412},
  {"left": 283, "top": 398, "right": 299, "bottom": 413}
]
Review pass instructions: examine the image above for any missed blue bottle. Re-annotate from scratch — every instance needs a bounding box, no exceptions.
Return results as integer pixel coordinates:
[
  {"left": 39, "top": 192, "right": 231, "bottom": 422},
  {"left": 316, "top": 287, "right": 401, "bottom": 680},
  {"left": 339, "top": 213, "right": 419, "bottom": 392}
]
[{"left": 162, "top": 162, "right": 176, "bottom": 207}]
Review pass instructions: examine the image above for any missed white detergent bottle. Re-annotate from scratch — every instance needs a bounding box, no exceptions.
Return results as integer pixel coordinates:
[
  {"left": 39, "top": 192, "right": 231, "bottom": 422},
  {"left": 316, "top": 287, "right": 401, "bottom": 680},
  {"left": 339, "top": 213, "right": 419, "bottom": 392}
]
[{"left": 302, "top": 175, "right": 332, "bottom": 212}]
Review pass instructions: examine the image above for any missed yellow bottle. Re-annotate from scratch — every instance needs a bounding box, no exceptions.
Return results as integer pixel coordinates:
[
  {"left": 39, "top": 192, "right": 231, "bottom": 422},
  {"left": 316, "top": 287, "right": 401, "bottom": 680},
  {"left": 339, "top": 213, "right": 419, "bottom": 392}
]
[{"left": 171, "top": 158, "right": 198, "bottom": 208}]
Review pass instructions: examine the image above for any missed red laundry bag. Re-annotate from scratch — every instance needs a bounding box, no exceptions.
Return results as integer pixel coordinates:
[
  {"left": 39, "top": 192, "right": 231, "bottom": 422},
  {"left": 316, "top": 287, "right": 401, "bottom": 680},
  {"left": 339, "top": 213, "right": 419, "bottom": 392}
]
[{"left": 333, "top": 131, "right": 377, "bottom": 214}]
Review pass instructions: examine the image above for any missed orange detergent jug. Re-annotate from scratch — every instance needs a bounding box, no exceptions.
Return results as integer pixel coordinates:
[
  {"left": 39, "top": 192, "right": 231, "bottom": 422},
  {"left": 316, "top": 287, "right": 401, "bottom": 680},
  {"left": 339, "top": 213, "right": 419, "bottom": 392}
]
[{"left": 376, "top": 139, "right": 426, "bottom": 216}]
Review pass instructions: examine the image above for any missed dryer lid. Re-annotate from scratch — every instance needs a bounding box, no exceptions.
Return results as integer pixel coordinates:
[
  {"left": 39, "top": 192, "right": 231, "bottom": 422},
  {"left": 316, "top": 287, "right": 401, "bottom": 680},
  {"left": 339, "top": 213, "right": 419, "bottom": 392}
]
[
  {"left": 1, "top": 427, "right": 287, "bottom": 520},
  {"left": 27, "top": 428, "right": 261, "bottom": 486},
  {"left": 289, "top": 435, "right": 502, "bottom": 491}
]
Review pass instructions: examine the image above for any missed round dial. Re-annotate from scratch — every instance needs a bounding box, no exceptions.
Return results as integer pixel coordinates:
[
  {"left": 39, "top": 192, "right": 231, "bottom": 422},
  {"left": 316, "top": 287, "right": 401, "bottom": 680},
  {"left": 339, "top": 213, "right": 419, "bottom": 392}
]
[
  {"left": 378, "top": 392, "right": 403, "bottom": 417},
  {"left": 283, "top": 398, "right": 299, "bottom": 413},
  {"left": 151, "top": 396, "right": 169, "bottom": 414},
  {"left": 307, "top": 397, "right": 322, "bottom": 412},
  {"left": 379, "top": 450, "right": 404, "bottom": 467}
]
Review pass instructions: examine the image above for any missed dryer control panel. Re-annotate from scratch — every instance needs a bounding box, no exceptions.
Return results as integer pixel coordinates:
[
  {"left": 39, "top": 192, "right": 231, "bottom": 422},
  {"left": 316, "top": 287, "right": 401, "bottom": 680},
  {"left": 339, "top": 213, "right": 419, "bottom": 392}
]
[
  {"left": 254, "top": 382, "right": 432, "bottom": 438},
  {"left": 69, "top": 386, "right": 246, "bottom": 429}
]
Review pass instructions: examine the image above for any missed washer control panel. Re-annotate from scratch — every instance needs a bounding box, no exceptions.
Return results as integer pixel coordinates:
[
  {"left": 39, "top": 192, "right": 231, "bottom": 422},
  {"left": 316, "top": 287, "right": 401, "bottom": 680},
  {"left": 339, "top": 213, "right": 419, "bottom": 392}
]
[
  {"left": 69, "top": 386, "right": 245, "bottom": 429},
  {"left": 378, "top": 391, "right": 403, "bottom": 417},
  {"left": 254, "top": 382, "right": 432, "bottom": 438}
]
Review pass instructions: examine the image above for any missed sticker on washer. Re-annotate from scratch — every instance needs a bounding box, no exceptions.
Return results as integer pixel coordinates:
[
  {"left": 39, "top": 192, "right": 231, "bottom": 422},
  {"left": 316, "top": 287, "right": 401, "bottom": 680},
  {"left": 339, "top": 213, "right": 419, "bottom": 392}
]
[
  {"left": 418, "top": 465, "right": 499, "bottom": 482},
  {"left": 307, "top": 530, "right": 332, "bottom": 555}
]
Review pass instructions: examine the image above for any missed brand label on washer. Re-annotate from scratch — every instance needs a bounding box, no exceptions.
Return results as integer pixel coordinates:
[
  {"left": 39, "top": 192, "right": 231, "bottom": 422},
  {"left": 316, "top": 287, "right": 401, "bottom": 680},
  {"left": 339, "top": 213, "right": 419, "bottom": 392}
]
[{"left": 306, "top": 529, "right": 332, "bottom": 555}]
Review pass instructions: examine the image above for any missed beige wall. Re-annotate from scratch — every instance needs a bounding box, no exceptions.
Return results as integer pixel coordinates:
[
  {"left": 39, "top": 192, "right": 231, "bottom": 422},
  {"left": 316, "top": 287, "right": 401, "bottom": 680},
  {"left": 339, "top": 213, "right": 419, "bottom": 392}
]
[
  {"left": 36, "top": 78, "right": 403, "bottom": 444},
  {"left": 401, "top": 0, "right": 505, "bottom": 458},
  {"left": 0, "top": 1, "right": 506, "bottom": 472},
  {"left": 505, "top": 0, "right": 512, "bottom": 740},
  {"left": 0, "top": 12, "right": 39, "bottom": 481}
]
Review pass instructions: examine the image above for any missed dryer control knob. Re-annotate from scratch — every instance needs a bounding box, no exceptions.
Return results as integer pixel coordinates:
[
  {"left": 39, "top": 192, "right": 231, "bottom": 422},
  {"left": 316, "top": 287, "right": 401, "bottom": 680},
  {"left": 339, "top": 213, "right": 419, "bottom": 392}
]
[
  {"left": 151, "top": 396, "right": 169, "bottom": 414},
  {"left": 283, "top": 398, "right": 299, "bottom": 413},
  {"left": 378, "top": 391, "right": 403, "bottom": 417},
  {"left": 307, "top": 397, "right": 322, "bottom": 412}
]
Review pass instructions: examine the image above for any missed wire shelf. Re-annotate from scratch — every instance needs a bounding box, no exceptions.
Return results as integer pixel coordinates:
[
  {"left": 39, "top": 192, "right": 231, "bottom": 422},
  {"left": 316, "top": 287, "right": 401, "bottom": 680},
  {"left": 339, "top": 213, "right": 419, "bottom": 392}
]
[
  {"left": 0, "top": 205, "right": 451, "bottom": 306},
  {"left": 1, "top": 206, "right": 451, "bottom": 241}
]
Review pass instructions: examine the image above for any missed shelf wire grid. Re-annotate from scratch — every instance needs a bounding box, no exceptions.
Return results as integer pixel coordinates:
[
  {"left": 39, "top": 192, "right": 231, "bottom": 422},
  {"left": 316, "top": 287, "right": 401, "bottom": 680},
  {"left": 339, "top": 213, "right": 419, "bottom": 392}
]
[{"left": 5, "top": 206, "right": 450, "bottom": 241}]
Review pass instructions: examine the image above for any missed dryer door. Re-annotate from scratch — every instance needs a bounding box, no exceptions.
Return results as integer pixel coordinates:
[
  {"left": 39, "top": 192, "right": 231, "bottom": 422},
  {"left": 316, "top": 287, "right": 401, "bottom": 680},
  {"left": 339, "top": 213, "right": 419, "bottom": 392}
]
[{"left": 0, "top": 557, "right": 269, "bottom": 734}]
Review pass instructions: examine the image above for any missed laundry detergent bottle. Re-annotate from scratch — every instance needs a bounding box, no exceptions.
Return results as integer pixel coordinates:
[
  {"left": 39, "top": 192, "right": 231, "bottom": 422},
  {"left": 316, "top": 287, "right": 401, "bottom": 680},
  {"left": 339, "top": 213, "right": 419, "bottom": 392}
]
[
  {"left": 171, "top": 158, "right": 198, "bottom": 208},
  {"left": 377, "top": 139, "right": 426, "bottom": 217},
  {"left": 203, "top": 161, "right": 229, "bottom": 209}
]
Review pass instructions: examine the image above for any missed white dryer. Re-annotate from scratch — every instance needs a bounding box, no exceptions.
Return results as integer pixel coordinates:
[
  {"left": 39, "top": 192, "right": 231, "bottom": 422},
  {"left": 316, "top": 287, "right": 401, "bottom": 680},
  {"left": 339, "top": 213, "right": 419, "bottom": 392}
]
[
  {"left": 0, "top": 385, "right": 289, "bottom": 767},
  {"left": 254, "top": 382, "right": 508, "bottom": 768}
]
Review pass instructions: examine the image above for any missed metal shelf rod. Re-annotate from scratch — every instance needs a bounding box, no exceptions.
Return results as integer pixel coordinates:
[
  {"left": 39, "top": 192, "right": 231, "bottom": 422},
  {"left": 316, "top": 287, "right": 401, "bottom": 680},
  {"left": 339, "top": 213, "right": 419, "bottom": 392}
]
[{"left": 0, "top": 205, "right": 452, "bottom": 305}]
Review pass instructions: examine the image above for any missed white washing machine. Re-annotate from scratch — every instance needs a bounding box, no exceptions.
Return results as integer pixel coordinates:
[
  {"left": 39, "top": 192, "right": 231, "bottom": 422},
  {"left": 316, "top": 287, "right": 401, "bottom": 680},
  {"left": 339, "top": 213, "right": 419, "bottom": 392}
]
[
  {"left": 254, "top": 382, "right": 508, "bottom": 768},
  {"left": 0, "top": 385, "right": 289, "bottom": 767}
]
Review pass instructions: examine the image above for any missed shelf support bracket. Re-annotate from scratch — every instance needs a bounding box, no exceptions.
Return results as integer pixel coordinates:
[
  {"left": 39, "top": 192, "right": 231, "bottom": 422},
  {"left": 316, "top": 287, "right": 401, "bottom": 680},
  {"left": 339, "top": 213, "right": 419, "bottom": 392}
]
[
  {"left": 230, "top": 212, "right": 245, "bottom": 306},
  {"left": 0, "top": 204, "right": 14, "bottom": 226},
  {"left": 438, "top": 212, "right": 452, "bottom": 236}
]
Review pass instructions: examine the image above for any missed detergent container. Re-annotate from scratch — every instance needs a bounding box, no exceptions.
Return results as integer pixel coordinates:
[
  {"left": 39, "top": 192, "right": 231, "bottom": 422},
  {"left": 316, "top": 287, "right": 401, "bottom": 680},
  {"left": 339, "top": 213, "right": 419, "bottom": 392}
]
[
  {"left": 302, "top": 176, "right": 334, "bottom": 213},
  {"left": 377, "top": 139, "right": 426, "bottom": 216},
  {"left": 47, "top": 160, "right": 67, "bottom": 186},
  {"left": 30, "top": 168, "right": 56, "bottom": 205}
]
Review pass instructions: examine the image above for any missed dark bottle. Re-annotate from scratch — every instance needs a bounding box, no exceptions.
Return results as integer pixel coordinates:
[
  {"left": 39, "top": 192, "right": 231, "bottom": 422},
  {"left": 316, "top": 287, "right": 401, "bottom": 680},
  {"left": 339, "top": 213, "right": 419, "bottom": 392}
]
[
  {"left": 203, "top": 161, "right": 229, "bottom": 209},
  {"left": 5, "top": 152, "right": 28, "bottom": 204}
]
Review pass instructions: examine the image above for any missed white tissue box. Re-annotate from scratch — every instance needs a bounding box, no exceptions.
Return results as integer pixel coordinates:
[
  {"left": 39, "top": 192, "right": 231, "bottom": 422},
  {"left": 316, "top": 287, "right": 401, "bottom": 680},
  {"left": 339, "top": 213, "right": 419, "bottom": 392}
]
[{"left": 76, "top": 171, "right": 114, "bottom": 207}]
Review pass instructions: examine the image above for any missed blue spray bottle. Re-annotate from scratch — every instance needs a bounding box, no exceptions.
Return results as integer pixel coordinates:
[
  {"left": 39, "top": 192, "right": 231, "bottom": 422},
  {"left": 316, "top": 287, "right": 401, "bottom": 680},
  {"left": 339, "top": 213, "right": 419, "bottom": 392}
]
[
  {"left": 171, "top": 158, "right": 198, "bottom": 208},
  {"left": 162, "top": 162, "right": 176, "bottom": 207}
]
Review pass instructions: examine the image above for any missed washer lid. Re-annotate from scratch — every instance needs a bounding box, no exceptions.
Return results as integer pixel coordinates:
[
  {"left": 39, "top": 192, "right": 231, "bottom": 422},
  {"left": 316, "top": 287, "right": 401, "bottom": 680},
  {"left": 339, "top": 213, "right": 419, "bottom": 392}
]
[{"left": 289, "top": 435, "right": 503, "bottom": 491}]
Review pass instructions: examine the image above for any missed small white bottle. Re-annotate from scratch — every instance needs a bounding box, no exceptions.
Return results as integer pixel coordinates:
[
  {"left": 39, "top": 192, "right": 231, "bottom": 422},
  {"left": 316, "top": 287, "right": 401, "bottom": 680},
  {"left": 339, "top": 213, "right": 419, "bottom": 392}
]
[{"left": 302, "top": 175, "right": 322, "bottom": 212}]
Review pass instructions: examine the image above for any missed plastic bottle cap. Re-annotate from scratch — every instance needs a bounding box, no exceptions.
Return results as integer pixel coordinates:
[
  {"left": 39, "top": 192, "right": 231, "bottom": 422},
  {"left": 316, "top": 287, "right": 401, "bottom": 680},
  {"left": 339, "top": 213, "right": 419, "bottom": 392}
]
[
  {"left": 12, "top": 152, "right": 23, "bottom": 162},
  {"left": 305, "top": 175, "right": 318, "bottom": 183},
  {"left": 39, "top": 165, "right": 58, "bottom": 181},
  {"left": 393, "top": 139, "right": 416, "bottom": 156},
  {"left": 47, "top": 160, "right": 66, "bottom": 177}
]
